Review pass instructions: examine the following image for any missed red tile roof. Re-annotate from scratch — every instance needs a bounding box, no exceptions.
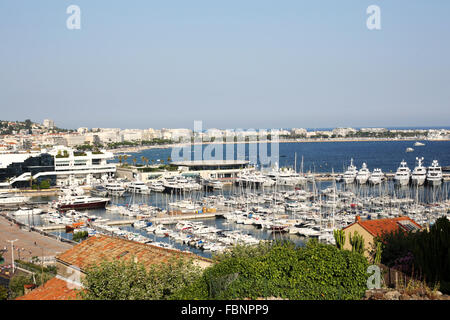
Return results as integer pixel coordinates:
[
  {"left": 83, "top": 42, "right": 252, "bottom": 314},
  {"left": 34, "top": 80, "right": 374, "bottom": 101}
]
[
  {"left": 344, "top": 216, "right": 422, "bottom": 238},
  {"left": 16, "top": 277, "right": 81, "bottom": 300},
  {"left": 56, "top": 235, "right": 212, "bottom": 272}
]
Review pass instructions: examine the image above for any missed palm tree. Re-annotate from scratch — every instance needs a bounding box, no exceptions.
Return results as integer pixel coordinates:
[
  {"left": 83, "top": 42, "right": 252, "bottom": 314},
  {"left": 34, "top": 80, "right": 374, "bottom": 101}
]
[
  {"left": 141, "top": 156, "right": 148, "bottom": 167},
  {"left": 28, "top": 175, "right": 35, "bottom": 189},
  {"left": 117, "top": 155, "right": 123, "bottom": 166},
  {"left": 132, "top": 158, "right": 137, "bottom": 167}
]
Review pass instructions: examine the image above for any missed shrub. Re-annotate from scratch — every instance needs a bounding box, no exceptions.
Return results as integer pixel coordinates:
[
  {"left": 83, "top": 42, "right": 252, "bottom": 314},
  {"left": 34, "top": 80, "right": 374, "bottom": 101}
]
[
  {"left": 183, "top": 240, "right": 369, "bottom": 300},
  {"left": 379, "top": 217, "right": 450, "bottom": 293},
  {"left": 81, "top": 257, "right": 203, "bottom": 300},
  {"left": 39, "top": 179, "right": 51, "bottom": 189},
  {"left": 72, "top": 231, "right": 89, "bottom": 242}
]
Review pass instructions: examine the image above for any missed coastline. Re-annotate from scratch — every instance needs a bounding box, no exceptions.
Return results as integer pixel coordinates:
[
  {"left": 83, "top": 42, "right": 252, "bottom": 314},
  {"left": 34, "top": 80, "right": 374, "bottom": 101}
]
[{"left": 107, "top": 137, "right": 450, "bottom": 155}]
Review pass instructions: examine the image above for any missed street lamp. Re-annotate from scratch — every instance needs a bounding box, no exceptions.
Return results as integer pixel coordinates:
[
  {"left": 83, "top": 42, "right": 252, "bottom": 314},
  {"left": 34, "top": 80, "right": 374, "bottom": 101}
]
[{"left": 7, "top": 239, "right": 18, "bottom": 273}]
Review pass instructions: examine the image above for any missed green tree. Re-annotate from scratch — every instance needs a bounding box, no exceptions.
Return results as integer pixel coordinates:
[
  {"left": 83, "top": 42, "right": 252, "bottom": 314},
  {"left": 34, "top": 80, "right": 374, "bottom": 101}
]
[{"left": 9, "top": 273, "right": 53, "bottom": 299}]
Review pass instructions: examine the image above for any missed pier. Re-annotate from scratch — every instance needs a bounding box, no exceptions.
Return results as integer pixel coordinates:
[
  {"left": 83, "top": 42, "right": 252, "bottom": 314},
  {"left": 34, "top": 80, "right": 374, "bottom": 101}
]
[{"left": 35, "top": 212, "right": 225, "bottom": 231}]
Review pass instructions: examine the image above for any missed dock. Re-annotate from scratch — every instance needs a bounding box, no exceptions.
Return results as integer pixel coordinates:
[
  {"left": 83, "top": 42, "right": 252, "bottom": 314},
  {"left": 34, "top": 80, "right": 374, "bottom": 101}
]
[{"left": 35, "top": 212, "right": 225, "bottom": 231}]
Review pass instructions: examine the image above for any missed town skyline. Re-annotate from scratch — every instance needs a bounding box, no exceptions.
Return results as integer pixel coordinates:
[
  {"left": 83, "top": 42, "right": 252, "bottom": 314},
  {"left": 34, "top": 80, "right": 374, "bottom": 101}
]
[{"left": 1, "top": 2, "right": 450, "bottom": 130}]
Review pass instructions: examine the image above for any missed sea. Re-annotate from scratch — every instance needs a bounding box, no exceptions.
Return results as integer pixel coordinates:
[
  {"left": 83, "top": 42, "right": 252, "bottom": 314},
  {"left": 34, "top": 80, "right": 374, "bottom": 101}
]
[{"left": 120, "top": 140, "right": 450, "bottom": 174}]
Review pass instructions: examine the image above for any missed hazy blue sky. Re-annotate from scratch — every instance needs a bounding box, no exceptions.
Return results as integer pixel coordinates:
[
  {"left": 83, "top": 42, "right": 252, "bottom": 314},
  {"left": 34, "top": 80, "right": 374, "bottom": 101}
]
[{"left": 0, "top": 1, "right": 449, "bottom": 129}]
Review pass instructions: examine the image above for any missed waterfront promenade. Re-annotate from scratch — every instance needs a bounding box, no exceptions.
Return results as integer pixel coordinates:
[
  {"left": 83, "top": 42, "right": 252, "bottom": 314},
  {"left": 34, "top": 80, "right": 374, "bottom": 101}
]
[{"left": 0, "top": 214, "right": 73, "bottom": 265}]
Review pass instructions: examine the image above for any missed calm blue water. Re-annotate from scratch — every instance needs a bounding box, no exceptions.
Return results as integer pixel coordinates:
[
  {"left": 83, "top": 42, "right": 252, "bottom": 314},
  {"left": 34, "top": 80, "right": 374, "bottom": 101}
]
[{"left": 117, "top": 140, "right": 450, "bottom": 173}]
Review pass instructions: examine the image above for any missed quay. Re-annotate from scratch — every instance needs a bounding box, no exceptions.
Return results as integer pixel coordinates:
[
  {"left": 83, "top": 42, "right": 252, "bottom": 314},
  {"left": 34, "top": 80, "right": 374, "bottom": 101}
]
[
  {"left": 35, "top": 212, "right": 225, "bottom": 231},
  {"left": 0, "top": 213, "right": 74, "bottom": 265}
]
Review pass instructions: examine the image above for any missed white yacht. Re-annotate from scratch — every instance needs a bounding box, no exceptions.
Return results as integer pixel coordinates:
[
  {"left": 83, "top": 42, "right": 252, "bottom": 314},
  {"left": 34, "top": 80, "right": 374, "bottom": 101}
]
[
  {"left": 414, "top": 142, "right": 425, "bottom": 146},
  {"left": 13, "top": 207, "right": 43, "bottom": 216},
  {"left": 394, "top": 160, "right": 411, "bottom": 186},
  {"left": 369, "top": 168, "right": 385, "bottom": 185},
  {"left": 202, "top": 179, "right": 224, "bottom": 190},
  {"left": 411, "top": 157, "right": 427, "bottom": 186},
  {"left": 343, "top": 158, "right": 358, "bottom": 184},
  {"left": 356, "top": 163, "right": 370, "bottom": 184},
  {"left": 126, "top": 181, "right": 150, "bottom": 194},
  {"left": 427, "top": 160, "right": 443, "bottom": 186},
  {"left": 0, "top": 193, "right": 30, "bottom": 206},
  {"left": 265, "top": 163, "right": 306, "bottom": 186},
  {"left": 148, "top": 180, "right": 165, "bottom": 192},
  {"left": 406, "top": 147, "right": 414, "bottom": 153},
  {"left": 104, "top": 182, "right": 126, "bottom": 196}
]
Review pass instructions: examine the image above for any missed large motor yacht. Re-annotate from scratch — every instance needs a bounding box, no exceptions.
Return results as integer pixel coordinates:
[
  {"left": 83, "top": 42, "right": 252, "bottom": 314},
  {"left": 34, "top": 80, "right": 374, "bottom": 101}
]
[
  {"left": 52, "top": 195, "right": 110, "bottom": 210},
  {"left": 394, "top": 160, "right": 411, "bottom": 186},
  {"left": 126, "top": 181, "right": 150, "bottom": 194},
  {"left": 369, "top": 168, "right": 385, "bottom": 185},
  {"left": 343, "top": 158, "right": 358, "bottom": 184},
  {"left": 104, "top": 182, "right": 126, "bottom": 196},
  {"left": 411, "top": 157, "right": 426, "bottom": 186},
  {"left": 426, "top": 160, "right": 443, "bottom": 186},
  {"left": 356, "top": 162, "right": 370, "bottom": 184}
]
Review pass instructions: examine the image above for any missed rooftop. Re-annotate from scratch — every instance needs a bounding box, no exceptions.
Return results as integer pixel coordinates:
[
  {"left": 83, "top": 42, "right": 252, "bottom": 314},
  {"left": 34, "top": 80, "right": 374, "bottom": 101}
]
[
  {"left": 56, "top": 235, "right": 212, "bottom": 272},
  {"left": 344, "top": 216, "right": 422, "bottom": 237},
  {"left": 16, "top": 277, "right": 80, "bottom": 300},
  {"left": 171, "top": 160, "right": 249, "bottom": 167}
]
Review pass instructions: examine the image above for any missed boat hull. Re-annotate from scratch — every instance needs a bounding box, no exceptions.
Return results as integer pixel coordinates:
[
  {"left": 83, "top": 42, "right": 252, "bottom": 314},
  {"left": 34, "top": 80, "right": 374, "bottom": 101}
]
[{"left": 58, "top": 200, "right": 109, "bottom": 211}]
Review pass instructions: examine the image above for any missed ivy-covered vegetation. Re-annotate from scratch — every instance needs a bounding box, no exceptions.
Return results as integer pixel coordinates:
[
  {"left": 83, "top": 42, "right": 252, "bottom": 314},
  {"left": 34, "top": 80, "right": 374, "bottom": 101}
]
[
  {"left": 81, "top": 240, "right": 370, "bottom": 300},
  {"left": 80, "top": 257, "right": 203, "bottom": 300},
  {"left": 378, "top": 217, "right": 450, "bottom": 293},
  {"left": 177, "top": 241, "right": 369, "bottom": 300}
]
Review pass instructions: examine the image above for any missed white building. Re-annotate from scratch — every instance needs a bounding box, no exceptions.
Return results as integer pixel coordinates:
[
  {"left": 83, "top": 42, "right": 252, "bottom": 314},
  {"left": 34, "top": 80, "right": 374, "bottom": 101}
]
[
  {"left": 64, "top": 134, "right": 86, "bottom": 147},
  {"left": 43, "top": 119, "right": 55, "bottom": 129},
  {"left": 332, "top": 127, "right": 357, "bottom": 137},
  {"left": 291, "top": 128, "right": 307, "bottom": 136},
  {"left": 120, "top": 129, "right": 144, "bottom": 141}
]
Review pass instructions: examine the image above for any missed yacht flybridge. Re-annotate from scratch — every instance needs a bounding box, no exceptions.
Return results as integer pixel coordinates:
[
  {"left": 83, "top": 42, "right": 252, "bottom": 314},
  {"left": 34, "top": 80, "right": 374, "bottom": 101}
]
[
  {"left": 104, "top": 182, "right": 126, "bottom": 196},
  {"left": 411, "top": 157, "right": 427, "bottom": 186},
  {"left": 356, "top": 163, "right": 370, "bottom": 184},
  {"left": 427, "top": 160, "right": 443, "bottom": 186},
  {"left": 343, "top": 158, "right": 358, "bottom": 184},
  {"left": 394, "top": 160, "right": 411, "bottom": 186}
]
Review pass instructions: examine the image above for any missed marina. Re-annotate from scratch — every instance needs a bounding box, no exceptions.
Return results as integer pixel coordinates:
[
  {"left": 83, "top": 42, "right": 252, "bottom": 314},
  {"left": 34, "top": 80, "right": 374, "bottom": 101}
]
[
  {"left": 1, "top": 141, "right": 450, "bottom": 259},
  {"left": 5, "top": 162, "right": 450, "bottom": 258}
]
